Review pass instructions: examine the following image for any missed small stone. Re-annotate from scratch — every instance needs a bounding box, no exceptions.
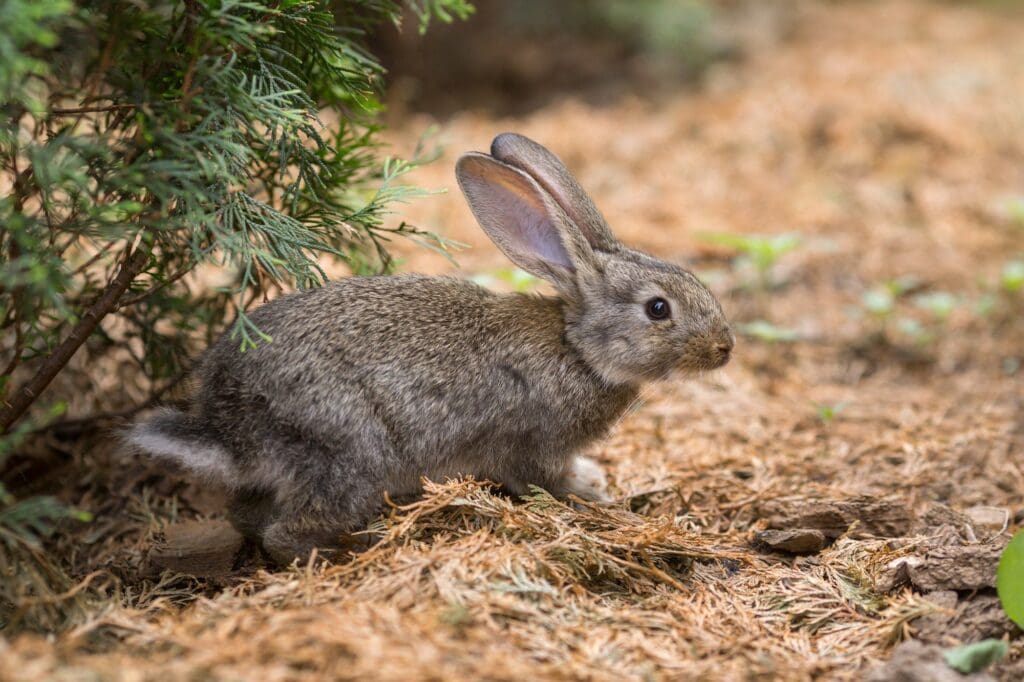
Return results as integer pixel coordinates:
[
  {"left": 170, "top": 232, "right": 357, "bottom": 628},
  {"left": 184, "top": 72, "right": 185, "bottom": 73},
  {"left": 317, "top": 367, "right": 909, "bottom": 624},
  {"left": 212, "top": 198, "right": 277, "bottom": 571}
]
[
  {"left": 924, "top": 590, "right": 959, "bottom": 611},
  {"left": 867, "top": 640, "right": 996, "bottom": 682},
  {"left": 948, "top": 594, "right": 1020, "bottom": 642},
  {"left": 754, "top": 528, "right": 827, "bottom": 554},
  {"left": 963, "top": 506, "right": 1008, "bottom": 539}
]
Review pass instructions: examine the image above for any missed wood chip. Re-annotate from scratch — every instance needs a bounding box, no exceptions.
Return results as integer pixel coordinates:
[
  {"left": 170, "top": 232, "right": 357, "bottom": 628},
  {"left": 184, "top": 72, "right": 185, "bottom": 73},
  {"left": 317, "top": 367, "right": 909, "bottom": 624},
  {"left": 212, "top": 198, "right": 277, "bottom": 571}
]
[
  {"left": 754, "top": 528, "right": 827, "bottom": 554},
  {"left": 906, "top": 543, "right": 1006, "bottom": 592},
  {"left": 147, "top": 519, "right": 245, "bottom": 578},
  {"left": 758, "top": 496, "right": 914, "bottom": 539}
]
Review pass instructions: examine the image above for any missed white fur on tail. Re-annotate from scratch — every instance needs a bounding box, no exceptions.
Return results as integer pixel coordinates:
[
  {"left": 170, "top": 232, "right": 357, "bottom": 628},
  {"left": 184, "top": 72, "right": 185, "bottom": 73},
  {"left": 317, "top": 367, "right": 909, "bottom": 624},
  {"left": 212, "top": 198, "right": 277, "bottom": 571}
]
[{"left": 127, "top": 409, "right": 236, "bottom": 484}]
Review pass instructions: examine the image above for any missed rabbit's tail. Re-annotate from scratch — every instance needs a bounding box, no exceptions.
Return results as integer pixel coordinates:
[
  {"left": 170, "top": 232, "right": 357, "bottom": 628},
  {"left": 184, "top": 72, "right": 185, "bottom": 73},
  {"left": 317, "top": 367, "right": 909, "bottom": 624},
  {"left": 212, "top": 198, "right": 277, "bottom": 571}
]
[{"left": 127, "top": 408, "right": 236, "bottom": 484}]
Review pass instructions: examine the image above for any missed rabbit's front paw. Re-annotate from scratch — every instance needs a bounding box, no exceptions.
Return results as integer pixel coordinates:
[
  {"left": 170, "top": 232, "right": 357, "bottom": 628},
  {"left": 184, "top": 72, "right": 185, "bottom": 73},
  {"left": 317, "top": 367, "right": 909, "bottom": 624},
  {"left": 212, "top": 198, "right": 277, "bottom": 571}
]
[{"left": 561, "top": 456, "right": 610, "bottom": 502}]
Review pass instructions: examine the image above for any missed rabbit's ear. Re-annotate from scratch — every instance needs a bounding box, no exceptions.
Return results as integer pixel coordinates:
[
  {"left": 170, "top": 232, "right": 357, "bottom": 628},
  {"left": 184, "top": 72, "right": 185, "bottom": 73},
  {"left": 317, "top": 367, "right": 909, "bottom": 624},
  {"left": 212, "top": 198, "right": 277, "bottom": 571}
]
[
  {"left": 457, "top": 152, "right": 598, "bottom": 294},
  {"left": 490, "top": 133, "right": 618, "bottom": 252}
]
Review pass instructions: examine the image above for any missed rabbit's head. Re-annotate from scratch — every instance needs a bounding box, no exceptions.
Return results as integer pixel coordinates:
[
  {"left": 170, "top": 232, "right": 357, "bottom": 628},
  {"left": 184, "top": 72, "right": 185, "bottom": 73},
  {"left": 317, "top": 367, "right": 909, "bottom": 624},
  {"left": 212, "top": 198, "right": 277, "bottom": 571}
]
[{"left": 457, "top": 133, "right": 733, "bottom": 386}]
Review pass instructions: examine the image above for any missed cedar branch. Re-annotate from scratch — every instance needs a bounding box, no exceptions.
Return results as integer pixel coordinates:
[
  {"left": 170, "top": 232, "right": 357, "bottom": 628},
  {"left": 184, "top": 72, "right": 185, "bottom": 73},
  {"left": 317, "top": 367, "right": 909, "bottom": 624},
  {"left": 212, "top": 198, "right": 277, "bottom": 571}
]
[{"left": 0, "top": 246, "right": 150, "bottom": 433}]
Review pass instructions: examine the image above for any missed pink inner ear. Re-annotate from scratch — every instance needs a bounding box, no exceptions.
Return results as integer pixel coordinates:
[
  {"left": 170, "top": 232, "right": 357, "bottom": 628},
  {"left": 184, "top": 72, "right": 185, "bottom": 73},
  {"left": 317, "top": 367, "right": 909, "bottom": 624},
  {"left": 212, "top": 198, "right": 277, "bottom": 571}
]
[{"left": 488, "top": 173, "right": 573, "bottom": 271}]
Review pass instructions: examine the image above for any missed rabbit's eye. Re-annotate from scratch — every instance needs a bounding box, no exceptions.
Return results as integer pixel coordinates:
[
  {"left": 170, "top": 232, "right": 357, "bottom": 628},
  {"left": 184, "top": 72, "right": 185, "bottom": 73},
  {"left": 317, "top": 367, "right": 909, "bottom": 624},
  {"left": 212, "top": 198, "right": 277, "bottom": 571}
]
[{"left": 645, "top": 297, "right": 671, "bottom": 321}]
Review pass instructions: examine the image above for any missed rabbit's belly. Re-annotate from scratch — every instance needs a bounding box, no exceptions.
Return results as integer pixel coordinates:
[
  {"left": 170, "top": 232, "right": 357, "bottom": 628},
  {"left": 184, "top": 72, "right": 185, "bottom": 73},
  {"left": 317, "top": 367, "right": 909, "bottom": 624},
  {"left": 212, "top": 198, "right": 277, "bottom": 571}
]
[
  {"left": 388, "top": 407, "right": 612, "bottom": 496},
  {"left": 364, "top": 360, "right": 637, "bottom": 494}
]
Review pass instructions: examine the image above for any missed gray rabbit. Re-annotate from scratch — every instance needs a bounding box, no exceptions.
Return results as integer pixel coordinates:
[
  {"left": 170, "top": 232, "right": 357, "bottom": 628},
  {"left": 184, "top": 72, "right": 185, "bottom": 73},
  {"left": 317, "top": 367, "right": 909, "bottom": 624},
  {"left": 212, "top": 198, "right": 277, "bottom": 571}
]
[{"left": 128, "top": 133, "right": 734, "bottom": 564}]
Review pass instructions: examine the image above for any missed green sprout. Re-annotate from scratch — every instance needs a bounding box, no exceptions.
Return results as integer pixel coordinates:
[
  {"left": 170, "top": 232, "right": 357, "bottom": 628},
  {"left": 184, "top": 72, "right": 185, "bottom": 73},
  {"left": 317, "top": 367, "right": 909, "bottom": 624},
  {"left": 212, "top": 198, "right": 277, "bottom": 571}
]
[
  {"left": 912, "top": 291, "right": 958, "bottom": 322},
  {"left": 895, "top": 317, "right": 934, "bottom": 346},
  {"left": 1005, "top": 197, "right": 1024, "bottom": 228},
  {"left": 471, "top": 268, "right": 541, "bottom": 292},
  {"left": 974, "top": 293, "right": 998, "bottom": 318},
  {"left": 814, "top": 402, "right": 848, "bottom": 425},
  {"left": 700, "top": 232, "right": 801, "bottom": 288},
  {"left": 856, "top": 276, "right": 938, "bottom": 350},
  {"left": 943, "top": 640, "right": 1008, "bottom": 675},
  {"left": 862, "top": 288, "right": 895, "bottom": 319},
  {"left": 737, "top": 320, "right": 800, "bottom": 344},
  {"left": 861, "top": 276, "right": 920, "bottom": 321},
  {"left": 1001, "top": 260, "right": 1024, "bottom": 294}
]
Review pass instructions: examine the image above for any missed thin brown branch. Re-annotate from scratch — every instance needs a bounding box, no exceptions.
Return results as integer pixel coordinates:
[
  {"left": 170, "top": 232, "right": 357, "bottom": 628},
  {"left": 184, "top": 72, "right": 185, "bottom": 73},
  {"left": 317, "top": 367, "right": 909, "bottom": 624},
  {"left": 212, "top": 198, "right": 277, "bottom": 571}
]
[
  {"left": 56, "top": 231, "right": 82, "bottom": 258},
  {"left": 1, "top": 321, "right": 25, "bottom": 381},
  {"left": 11, "top": 165, "right": 34, "bottom": 212},
  {"left": 117, "top": 263, "right": 195, "bottom": 308},
  {"left": 69, "top": 241, "right": 116, "bottom": 277},
  {"left": 43, "top": 367, "right": 190, "bottom": 437},
  {"left": 0, "top": 245, "right": 150, "bottom": 434},
  {"left": 178, "top": 56, "right": 200, "bottom": 119},
  {"left": 1, "top": 231, "right": 24, "bottom": 331},
  {"left": 50, "top": 104, "right": 135, "bottom": 116},
  {"left": 63, "top": 29, "right": 119, "bottom": 138}
]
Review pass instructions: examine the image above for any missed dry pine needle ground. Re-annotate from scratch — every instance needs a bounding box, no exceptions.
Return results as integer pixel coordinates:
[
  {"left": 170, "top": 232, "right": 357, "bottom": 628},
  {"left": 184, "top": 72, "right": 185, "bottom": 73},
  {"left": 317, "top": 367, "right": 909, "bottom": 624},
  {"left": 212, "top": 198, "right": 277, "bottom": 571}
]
[{"left": 2, "top": 1, "right": 1024, "bottom": 679}]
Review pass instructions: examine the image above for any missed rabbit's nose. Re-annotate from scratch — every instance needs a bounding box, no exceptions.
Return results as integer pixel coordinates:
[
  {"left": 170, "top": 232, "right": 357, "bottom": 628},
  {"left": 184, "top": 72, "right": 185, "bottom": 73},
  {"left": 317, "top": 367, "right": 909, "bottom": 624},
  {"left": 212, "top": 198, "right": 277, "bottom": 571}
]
[{"left": 714, "top": 327, "right": 735, "bottom": 358}]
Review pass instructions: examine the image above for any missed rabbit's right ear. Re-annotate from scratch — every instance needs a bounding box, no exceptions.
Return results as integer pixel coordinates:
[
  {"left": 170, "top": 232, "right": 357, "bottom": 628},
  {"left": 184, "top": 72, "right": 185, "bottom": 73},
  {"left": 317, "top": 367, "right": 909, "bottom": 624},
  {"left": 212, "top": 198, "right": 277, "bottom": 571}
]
[
  {"left": 490, "top": 133, "right": 618, "bottom": 253},
  {"left": 456, "top": 152, "right": 598, "bottom": 295}
]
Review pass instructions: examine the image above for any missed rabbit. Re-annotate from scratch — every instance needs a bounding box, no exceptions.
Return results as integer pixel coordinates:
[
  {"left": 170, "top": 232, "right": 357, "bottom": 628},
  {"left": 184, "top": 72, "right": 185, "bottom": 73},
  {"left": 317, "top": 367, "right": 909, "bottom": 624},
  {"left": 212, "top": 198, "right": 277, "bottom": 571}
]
[{"left": 127, "top": 133, "right": 734, "bottom": 564}]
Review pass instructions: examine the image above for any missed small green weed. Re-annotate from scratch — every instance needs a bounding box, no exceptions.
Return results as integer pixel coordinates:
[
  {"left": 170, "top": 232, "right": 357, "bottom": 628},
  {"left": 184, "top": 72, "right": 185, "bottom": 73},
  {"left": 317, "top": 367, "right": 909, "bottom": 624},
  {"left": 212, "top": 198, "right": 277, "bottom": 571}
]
[
  {"left": 737, "top": 320, "right": 800, "bottom": 344},
  {"left": 471, "top": 268, "right": 542, "bottom": 292},
  {"left": 699, "top": 232, "right": 801, "bottom": 289}
]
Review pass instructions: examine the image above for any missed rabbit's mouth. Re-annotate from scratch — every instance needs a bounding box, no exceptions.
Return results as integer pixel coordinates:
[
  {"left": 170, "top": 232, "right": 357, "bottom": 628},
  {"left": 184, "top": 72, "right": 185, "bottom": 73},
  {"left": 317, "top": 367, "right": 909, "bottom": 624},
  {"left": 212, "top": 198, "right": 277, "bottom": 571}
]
[
  {"left": 677, "top": 353, "right": 730, "bottom": 374},
  {"left": 708, "top": 337, "right": 734, "bottom": 369},
  {"left": 675, "top": 327, "right": 734, "bottom": 373}
]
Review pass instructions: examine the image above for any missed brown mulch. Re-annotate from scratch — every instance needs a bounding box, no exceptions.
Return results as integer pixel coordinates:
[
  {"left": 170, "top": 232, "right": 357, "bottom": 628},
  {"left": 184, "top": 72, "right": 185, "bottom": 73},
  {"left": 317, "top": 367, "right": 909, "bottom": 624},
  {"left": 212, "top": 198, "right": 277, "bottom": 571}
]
[{"left": 2, "top": 0, "right": 1023, "bottom": 679}]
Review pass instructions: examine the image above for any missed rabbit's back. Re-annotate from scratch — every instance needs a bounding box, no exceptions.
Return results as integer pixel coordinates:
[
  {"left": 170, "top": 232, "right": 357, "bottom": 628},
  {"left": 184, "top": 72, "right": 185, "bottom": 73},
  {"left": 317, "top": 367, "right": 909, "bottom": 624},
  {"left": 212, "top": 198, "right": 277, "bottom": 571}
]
[{"left": 196, "top": 275, "right": 636, "bottom": 499}]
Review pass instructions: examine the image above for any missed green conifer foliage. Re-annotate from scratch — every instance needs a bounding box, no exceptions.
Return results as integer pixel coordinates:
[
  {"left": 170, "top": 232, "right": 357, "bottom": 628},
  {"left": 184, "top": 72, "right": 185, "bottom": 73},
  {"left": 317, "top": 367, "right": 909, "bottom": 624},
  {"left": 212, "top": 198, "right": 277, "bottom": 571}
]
[
  {"left": 1, "top": 0, "right": 471, "bottom": 432},
  {"left": 0, "top": 0, "right": 470, "bottom": 605}
]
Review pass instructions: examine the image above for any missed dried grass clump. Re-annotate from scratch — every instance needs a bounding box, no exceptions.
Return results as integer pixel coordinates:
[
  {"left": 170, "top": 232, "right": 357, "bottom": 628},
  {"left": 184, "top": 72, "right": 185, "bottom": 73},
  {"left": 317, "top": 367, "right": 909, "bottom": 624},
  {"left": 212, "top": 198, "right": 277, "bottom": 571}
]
[{"left": 345, "top": 479, "right": 749, "bottom": 592}]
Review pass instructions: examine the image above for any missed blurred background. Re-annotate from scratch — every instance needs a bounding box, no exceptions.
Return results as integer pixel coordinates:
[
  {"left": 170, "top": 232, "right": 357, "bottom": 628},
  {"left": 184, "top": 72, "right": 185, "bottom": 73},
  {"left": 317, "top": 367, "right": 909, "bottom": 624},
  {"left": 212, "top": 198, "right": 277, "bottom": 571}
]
[{"left": 371, "top": 0, "right": 1023, "bottom": 379}]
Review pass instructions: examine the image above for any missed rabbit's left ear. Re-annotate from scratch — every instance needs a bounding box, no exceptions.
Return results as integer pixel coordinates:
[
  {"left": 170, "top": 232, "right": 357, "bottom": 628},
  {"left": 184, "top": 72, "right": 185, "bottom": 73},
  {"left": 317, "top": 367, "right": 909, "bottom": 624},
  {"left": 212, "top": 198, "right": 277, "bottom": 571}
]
[{"left": 456, "top": 152, "right": 598, "bottom": 296}]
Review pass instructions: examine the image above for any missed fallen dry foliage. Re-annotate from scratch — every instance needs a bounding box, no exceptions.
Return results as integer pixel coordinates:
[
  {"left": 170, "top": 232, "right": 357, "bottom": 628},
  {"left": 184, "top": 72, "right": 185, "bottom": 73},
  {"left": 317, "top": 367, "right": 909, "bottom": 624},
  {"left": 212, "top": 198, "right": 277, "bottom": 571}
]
[
  {"left": 2, "top": 480, "right": 1015, "bottom": 680},
  {"left": 2, "top": 0, "right": 1024, "bottom": 679}
]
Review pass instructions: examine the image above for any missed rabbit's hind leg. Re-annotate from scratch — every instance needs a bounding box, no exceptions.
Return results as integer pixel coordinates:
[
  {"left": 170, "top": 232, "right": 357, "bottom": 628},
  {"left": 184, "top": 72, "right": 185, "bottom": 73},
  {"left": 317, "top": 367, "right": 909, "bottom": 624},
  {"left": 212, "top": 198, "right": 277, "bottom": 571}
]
[
  {"left": 225, "top": 486, "right": 326, "bottom": 565},
  {"left": 258, "top": 488, "right": 381, "bottom": 565},
  {"left": 254, "top": 473, "right": 384, "bottom": 565},
  {"left": 259, "top": 516, "right": 354, "bottom": 566},
  {"left": 253, "top": 434, "right": 391, "bottom": 566},
  {"left": 234, "top": 397, "right": 397, "bottom": 565},
  {"left": 227, "top": 486, "right": 277, "bottom": 540}
]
